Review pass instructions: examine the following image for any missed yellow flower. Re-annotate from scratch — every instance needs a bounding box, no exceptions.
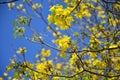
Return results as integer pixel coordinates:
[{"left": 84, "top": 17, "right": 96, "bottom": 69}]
[
  {"left": 41, "top": 57, "right": 46, "bottom": 61},
  {"left": 59, "top": 53, "right": 66, "bottom": 59},
  {"left": 16, "top": 47, "right": 26, "bottom": 54},
  {"left": 36, "top": 60, "right": 53, "bottom": 74},
  {"left": 92, "top": 75, "right": 98, "bottom": 80},
  {"left": 84, "top": 9, "right": 91, "bottom": 17},
  {"left": 75, "top": 4, "right": 91, "bottom": 19},
  {"left": 32, "top": 4, "right": 37, "bottom": 10},
  {"left": 56, "top": 63, "right": 62, "bottom": 70},
  {"left": 31, "top": 3, "right": 41, "bottom": 10},
  {"left": 64, "top": 0, "right": 69, "bottom": 3},
  {"left": 89, "top": 52, "right": 97, "bottom": 58},
  {"left": 8, "top": 3, "right": 15, "bottom": 10},
  {"left": 98, "top": 11, "right": 104, "bottom": 18},
  {"left": 48, "top": 15, "right": 54, "bottom": 23},
  {"left": 53, "top": 35, "right": 70, "bottom": 51},
  {"left": 115, "top": 63, "right": 120, "bottom": 70},
  {"left": 41, "top": 48, "right": 51, "bottom": 57},
  {"left": 93, "top": 59, "right": 106, "bottom": 69},
  {"left": 6, "top": 66, "right": 12, "bottom": 71},
  {"left": 69, "top": 53, "right": 78, "bottom": 65},
  {"left": 48, "top": 5, "right": 74, "bottom": 30},
  {"left": 36, "top": 63, "right": 46, "bottom": 72},
  {"left": 17, "top": 4, "right": 23, "bottom": 10}
]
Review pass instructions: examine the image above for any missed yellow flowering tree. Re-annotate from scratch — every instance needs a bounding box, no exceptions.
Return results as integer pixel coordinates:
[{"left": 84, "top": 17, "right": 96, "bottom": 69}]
[{"left": 1, "top": 0, "right": 120, "bottom": 80}]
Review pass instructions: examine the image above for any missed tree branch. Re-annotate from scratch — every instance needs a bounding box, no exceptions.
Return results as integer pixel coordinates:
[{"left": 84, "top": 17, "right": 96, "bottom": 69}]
[
  {"left": 69, "top": 46, "right": 120, "bottom": 53},
  {"left": 0, "top": 0, "right": 18, "bottom": 4},
  {"left": 84, "top": 69, "right": 120, "bottom": 78}
]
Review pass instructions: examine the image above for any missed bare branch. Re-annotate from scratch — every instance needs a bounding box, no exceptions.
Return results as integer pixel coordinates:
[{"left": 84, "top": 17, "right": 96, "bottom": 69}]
[{"left": 0, "top": 0, "right": 18, "bottom": 4}]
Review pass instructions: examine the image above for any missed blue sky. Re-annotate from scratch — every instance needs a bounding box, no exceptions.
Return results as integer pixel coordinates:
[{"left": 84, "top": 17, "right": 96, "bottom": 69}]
[{"left": 0, "top": 2, "right": 17, "bottom": 76}]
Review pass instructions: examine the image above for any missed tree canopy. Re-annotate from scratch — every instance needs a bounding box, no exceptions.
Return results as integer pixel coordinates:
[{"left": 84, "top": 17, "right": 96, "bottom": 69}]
[{"left": 1, "top": 0, "right": 120, "bottom": 80}]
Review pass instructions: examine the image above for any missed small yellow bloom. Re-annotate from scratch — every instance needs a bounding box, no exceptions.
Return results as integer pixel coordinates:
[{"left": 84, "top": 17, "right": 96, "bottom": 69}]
[
  {"left": 32, "top": 4, "right": 37, "bottom": 10},
  {"left": 41, "top": 57, "right": 46, "bottom": 61},
  {"left": 41, "top": 48, "right": 51, "bottom": 57},
  {"left": 59, "top": 53, "right": 66, "bottom": 59},
  {"left": 56, "top": 63, "right": 62, "bottom": 70},
  {"left": 64, "top": 0, "right": 69, "bottom": 3},
  {"left": 17, "top": 4, "right": 23, "bottom": 10},
  {"left": 48, "top": 15, "right": 54, "bottom": 23},
  {"left": 84, "top": 9, "right": 91, "bottom": 17},
  {"left": 8, "top": 3, "right": 15, "bottom": 10},
  {"left": 92, "top": 75, "right": 98, "bottom": 80},
  {"left": 93, "top": 59, "right": 106, "bottom": 69},
  {"left": 12, "top": 3, "right": 15, "bottom": 7},
  {"left": 16, "top": 47, "right": 26, "bottom": 54},
  {"left": 6, "top": 66, "right": 12, "bottom": 71}
]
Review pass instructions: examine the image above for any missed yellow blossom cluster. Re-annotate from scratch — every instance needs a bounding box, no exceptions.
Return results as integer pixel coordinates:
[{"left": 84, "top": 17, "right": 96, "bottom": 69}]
[
  {"left": 4, "top": 0, "right": 120, "bottom": 79},
  {"left": 36, "top": 61, "right": 53, "bottom": 79},
  {"left": 52, "top": 35, "right": 71, "bottom": 52},
  {"left": 41, "top": 48, "right": 51, "bottom": 57},
  {"left": 69, "top": 53, "right": 78, "bottom": 65},
  {"left": 48, "top": 5, "right": 74, "bottom": 30},
  {"left": 90, "top": 35, "right": 102, "bottom": 49},
  {"left": 32, "top": 3, "right": 42, "bottom": 10},
  {"left": 112, "top": 57, "right": 120, "bottom": 70},
  {"left": 90, "top": 25, "right": 106, "bottom": 38},
  {"left": 75, "top": 4, "right": 91, "bottom": 19},
  {"left": 16, "top": 4, "right": 26, "bottom": 13},
  {"left": 93, "top": 59, "right": 106, "bottom": 69}
]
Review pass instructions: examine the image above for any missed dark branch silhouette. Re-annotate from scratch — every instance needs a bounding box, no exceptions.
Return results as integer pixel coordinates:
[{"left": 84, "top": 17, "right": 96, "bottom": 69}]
[{"left": 0, "top": 0, "right": 18, "bottom": 4}]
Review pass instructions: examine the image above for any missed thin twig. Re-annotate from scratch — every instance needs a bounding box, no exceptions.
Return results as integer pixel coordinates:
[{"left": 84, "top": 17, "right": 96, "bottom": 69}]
[{"left": 0, "top": 0, "right": 18, "bottom": 4}]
